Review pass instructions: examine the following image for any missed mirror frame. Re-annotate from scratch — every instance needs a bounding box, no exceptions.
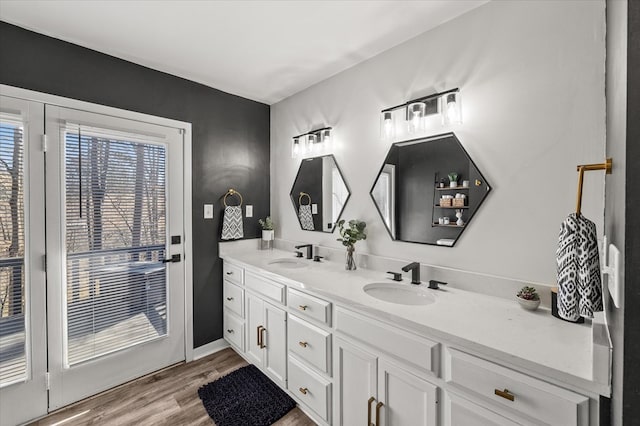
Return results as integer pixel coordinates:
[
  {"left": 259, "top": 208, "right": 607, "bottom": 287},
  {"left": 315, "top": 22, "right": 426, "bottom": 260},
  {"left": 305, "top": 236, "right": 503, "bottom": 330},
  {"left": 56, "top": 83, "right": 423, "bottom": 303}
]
[
  {"left": 369, "top": 132, "right": 491, "bottom": 247},
  {"left": 289, "top": 154, "right": 351, "bottom": 233}
]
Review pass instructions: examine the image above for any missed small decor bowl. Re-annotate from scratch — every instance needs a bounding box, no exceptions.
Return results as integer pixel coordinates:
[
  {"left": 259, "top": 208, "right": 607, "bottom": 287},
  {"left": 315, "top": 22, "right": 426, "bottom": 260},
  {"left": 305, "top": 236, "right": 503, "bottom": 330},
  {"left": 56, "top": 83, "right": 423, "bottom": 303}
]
[{"left": 516, "top": 296, "right": 540, "bottom": 311}]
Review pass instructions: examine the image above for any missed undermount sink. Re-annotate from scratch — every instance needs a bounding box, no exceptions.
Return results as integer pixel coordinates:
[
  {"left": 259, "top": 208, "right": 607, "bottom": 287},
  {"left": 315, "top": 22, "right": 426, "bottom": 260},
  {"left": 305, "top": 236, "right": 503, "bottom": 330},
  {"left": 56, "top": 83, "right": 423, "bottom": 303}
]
[
  {"left": 363, "top": 282, "right": 436, "bottom": 306},
  {"left": 267, "top": 258, "right": 308, "bottom": 269}
]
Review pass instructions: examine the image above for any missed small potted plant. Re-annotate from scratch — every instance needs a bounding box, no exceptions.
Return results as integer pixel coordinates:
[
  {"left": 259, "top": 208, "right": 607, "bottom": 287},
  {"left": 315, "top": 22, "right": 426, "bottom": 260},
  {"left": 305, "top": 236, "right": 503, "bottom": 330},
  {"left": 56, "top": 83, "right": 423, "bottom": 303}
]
[
  {"left": 516, "top": 286, "right": 540, "bottom": 310},
  {"left": 336, "top": 219, "right": 367, "bottom": 270},
  {"left": 258, "top": 216, "right": 274, "bottom": 242},
  {"left": 448, "top": 172, "right": 459, "bottom": 188}
]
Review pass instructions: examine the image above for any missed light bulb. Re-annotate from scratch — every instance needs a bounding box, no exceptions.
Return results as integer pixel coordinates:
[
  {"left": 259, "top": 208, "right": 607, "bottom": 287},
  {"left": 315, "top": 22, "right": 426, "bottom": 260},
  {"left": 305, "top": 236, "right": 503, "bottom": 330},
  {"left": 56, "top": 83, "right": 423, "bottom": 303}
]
[
  {"left": 323, "top": 129, "right": 331, "bottom": 146},
  {"left": 407, "top": 102, "right": 425, "bottom": 133},
  {"left": 447, "top": 99, "right": 458, "bottom": 122}
]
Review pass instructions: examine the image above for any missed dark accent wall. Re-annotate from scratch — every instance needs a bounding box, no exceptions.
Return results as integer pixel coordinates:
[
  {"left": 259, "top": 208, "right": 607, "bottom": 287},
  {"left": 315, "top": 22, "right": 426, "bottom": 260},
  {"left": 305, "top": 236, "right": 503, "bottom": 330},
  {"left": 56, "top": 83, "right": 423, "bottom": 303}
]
[
  {"left": 0, "top": 22, "right": 270, "bottom": 348},
  {"left": 624, "top": 0, "right": 640, "bottom": 422}
]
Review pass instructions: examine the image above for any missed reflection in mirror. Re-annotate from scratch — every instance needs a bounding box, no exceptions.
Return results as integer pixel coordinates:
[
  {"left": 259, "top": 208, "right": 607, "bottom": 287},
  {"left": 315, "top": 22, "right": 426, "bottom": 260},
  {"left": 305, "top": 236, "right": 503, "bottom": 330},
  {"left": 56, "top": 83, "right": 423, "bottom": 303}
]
[
  {"left": 290, "top": 155, "right": 350, "bottom": 233},
  {"left": 371, "top": 132, "right": 490, "bottom": 246}
]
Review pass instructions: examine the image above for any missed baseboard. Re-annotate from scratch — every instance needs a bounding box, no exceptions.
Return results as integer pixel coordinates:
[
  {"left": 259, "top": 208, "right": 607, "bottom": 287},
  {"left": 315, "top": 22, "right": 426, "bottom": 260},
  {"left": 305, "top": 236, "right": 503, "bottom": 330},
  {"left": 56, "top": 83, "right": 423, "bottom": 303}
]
[{"left": 193, "top": 338, "right": 230, "bottom": 360}]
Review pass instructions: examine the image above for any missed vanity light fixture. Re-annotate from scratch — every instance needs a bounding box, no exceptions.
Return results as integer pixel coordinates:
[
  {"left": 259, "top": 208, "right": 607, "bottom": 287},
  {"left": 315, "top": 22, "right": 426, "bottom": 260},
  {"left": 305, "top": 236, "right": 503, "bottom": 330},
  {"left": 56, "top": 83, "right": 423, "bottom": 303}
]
[
  {"left": 380, "top": 88, "right": 461, "bottom": 140},
  {"left": 292, "top": 127, "right": 333, "bottom": 158}
]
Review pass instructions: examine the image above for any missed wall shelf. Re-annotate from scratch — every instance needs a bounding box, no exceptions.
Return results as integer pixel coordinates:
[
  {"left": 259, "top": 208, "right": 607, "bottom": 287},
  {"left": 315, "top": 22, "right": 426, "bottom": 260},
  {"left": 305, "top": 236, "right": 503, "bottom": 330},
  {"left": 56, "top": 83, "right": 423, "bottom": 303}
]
[
  {"left": 432, "top": 223, "right": 466, "bottom": 228},
  {"left": 434, "top": 205, "right": 468, "bottom": 209},
  {"left": 435, "top": 186, "right": 469, "bottom": 191}
]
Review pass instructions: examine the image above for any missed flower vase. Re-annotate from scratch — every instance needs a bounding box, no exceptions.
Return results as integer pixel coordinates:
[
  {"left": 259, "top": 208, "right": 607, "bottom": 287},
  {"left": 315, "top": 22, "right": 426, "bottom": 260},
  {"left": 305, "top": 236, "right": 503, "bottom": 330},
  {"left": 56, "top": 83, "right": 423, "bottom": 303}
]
[{"left": 345, "top": 246, "right": 356, "bottom": 270}]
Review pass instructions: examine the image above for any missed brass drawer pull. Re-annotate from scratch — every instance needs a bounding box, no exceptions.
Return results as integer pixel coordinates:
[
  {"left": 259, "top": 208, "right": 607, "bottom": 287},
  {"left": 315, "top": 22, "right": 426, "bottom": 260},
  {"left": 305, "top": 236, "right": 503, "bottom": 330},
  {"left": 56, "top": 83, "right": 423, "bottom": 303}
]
[
  {"left": 298, "top": 305, "right": 308, "bottom": 310},
  {"left": 376, "top": 401, "right": 384, "bottom": 425},
  {"left": 367, "top": 397, "right": 375, "bottom": 426},
  {"left": 494, "top": 388, "right": 515, "bottom": 401},
  {"left": 260, "top": 327, "right": 266, "bottom": 349},
  {"left": 226, "top": 329, "right": 234, "bottom": 333},
  {"left": 257, "top": 325, "right": 263, "bottom": 347},
  {"left": 298, "top": 341, "right": 308, "bottom": 348},
  {"left": 226, "top": 297, "right": 233, "bottom": 301},
  {"left": 299, "top": 387, "right": 308, "bottom": 395}
]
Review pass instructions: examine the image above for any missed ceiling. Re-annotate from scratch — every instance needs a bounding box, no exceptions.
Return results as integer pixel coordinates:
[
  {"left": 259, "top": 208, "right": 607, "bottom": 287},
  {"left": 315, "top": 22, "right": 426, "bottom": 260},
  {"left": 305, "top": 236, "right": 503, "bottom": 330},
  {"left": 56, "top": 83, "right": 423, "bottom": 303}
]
[{"left": 0, "top": 1, "right": 487, "bottom": 104}]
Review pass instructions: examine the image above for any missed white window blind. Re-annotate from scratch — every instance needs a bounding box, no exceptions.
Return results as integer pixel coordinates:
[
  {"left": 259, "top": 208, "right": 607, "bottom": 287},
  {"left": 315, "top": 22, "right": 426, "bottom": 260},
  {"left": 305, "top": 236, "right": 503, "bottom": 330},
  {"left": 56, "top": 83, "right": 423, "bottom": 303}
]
[
  {"left": 0, "top": 116, "right": 26, "bottom": 387},
  {"left": 64, "top": 125, "right": 167, "bottom": 366}
]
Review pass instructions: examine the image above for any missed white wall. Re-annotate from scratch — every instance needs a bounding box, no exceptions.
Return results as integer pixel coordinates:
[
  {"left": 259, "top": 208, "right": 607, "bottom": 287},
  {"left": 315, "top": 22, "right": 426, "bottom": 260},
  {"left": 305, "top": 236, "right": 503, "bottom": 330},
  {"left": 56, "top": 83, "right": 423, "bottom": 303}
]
[{"left": 271, "top": 0, "right": 606, "bottom": 285}]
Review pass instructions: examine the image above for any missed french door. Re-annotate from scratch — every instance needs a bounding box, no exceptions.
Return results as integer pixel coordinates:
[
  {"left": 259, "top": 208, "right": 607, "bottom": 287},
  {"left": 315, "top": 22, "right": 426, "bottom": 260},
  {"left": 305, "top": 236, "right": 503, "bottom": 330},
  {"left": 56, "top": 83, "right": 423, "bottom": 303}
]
[
  {"left": 0, "top": 91, "right": 188, "bottom": 425},
  {"left": 45, "top": 105, "right": 186, "bottom": 410}
]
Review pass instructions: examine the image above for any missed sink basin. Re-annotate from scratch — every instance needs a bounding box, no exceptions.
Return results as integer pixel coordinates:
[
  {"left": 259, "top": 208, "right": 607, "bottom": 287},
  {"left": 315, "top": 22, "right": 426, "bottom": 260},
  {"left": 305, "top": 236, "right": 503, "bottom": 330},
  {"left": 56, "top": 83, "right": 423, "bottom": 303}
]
[
  {"left": 267, "top": 258, "right": 308, "bottom": 269},
  {"left": 363, "top": 282, "right": 436, "bottom": 306}
]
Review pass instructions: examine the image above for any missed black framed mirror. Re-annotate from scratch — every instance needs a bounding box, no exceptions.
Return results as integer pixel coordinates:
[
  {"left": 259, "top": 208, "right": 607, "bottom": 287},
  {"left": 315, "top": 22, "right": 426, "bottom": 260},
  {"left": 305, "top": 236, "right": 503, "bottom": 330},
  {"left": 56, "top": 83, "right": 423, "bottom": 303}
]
[
  {"left": 290, "top": 155, "right": 350, "bottom": 233},
  {"left": 370, "top": 132, "right": 491, "bottom": 246}
]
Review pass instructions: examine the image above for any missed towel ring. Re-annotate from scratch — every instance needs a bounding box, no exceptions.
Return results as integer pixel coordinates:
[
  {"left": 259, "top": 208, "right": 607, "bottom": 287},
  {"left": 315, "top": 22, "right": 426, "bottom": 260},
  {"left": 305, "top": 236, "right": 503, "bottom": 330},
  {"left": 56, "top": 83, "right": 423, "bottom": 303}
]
[
  {"left": 299, "top": 192, "right": 311, "bottom": 206},
  {"left": 224, "top": 189, "right": 243, "bottom": 207}
]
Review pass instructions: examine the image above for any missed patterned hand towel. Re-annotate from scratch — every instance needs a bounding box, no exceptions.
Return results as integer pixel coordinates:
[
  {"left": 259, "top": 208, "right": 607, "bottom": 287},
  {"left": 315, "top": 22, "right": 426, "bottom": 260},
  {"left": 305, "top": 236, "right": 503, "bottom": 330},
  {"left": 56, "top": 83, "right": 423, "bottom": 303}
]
[
  {"left": 298, "top": 205, "right": 315, "bottom": 231},
  {"left": 556, "top": 213, "right": 603, "bottom": 321},
  {"left": 221, "top": 206, "right": 244, "bottom": 240}
]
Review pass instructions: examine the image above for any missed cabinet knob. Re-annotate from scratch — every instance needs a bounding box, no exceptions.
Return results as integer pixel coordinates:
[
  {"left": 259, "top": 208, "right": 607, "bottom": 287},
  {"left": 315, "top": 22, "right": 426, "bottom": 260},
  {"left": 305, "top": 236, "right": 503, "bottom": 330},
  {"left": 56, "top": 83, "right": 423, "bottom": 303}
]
[
  {"left": 226, "top": 297, "right": 233, "bottom": 301},
  {"left": 226, "top": 329, "right": 234, "bottom": 334},
  {"left": 299, "top": 387, "right": 308, "bottom": 395},
  {"left": 298, "top": 305, "right": 308, "bottom": 311},
  {"left": 298, "top": 341, "right": 308, "bottom": 348},
  {"left": 494, "top": 388, "right": 515, "bottom": 401}
]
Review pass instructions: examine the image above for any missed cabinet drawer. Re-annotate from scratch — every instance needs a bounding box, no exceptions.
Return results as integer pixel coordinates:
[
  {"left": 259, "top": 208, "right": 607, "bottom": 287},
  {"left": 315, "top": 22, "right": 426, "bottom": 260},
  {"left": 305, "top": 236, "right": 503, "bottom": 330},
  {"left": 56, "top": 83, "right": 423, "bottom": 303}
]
[
  {"left": 445, "top": 391, "right": 521, "bottom": 426},
  {"left": 288, "top": 288, "right": 331, "bottom": 326},
  {"left": 245, "top": 271, "right": 285, "bottom": 305},
  {"left": 445, "top": 348, "right": 589, "bottom": 426},
  {"left": 288, "top": 315, "right": 331, "bottom": 375},
  {"left": 288, "top": 356, "right": 331, "bottom": 422},
  {"left": 336, "top": 307, "right": 439, "bottom": 376},
  {"left": 223, "top": 280, "right": 244, "bottom": 318},
  {"left": 223, "top": 262, "right": 244, "bottom": 285},
  {"left": 223, "top": 312, "right": 244, "bottom": 351}
]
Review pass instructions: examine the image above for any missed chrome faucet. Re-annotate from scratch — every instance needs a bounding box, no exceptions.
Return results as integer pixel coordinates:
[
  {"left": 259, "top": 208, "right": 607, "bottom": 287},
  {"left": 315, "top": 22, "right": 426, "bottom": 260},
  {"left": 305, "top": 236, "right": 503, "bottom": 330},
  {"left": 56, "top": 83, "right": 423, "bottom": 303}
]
[
  {"left": 401, "top": 262, "right": 421, "bottom": 284},
  {"left": 294, "top": 244, "right": 313, "bottom": 260}
]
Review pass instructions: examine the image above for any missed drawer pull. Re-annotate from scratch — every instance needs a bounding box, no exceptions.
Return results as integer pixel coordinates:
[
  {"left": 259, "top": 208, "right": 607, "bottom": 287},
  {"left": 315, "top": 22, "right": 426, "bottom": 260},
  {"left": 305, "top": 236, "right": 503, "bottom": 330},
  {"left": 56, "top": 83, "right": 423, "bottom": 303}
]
[
  {"left": 299, "top": 387, "right": 308, "bottom": 395},
  {"left": 298, "top": 305, "right": 308, "bottom": 310},
  {"left": 367, "top": 397, "right": 375, "bottom": 426},
  {"left": 257, "top": 325, "right": 263, "bottom": 347},
  {"left": 298, "top": 341, "right": 308, "bottom": 348},
  {"left": 226, "top": 329, "right": 234, "bottom": 334},
  {"left": 376, "top": 401, "right": 384, "bottom": 425},
  {"left": 226, "top": 271, "right": 233, "bottom": 275},
  {"left": 226, "top": 297, "right": 233, "bottom": 301},
  {"left": 494, "top": 388, "right": 515, "bottom": 402},
  {"left": 260, "top": 327, "right": 266, "bottom": 349}
]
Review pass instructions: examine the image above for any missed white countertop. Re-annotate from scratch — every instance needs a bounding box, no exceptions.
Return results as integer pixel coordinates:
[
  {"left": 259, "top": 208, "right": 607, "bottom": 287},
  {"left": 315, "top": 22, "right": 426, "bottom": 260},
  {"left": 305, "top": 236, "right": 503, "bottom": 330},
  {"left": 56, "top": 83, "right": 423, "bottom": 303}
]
[{"left": 220, "top": 247, "right": 611, "bottom": 396}]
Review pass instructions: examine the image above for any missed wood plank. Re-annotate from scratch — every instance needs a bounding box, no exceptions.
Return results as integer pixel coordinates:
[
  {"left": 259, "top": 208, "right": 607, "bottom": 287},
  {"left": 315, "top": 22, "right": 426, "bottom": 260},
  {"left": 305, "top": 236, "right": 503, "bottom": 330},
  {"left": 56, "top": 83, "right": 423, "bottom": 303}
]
[{"left": 29, "top": 348, "right": 316, "bottom": 426}]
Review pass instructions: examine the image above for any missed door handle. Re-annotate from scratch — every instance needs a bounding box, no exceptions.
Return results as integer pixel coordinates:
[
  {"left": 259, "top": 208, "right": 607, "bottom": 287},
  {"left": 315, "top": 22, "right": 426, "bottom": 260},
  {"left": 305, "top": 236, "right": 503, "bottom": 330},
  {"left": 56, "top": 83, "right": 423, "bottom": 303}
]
[
  {"left": 367, "top": 397, "right": 375, "bottom": 426},
  {"left": 162, "top": 254, "right": 181, "bottom": 263},
  {"left": 259, "top": 327, "right": 266, "bottom": 349},
  {"left": 375, "top": 401, "right": 384, "bottom": 426},
  {"left": 256, "top": 325, "right": 263, "bottom": 347}
]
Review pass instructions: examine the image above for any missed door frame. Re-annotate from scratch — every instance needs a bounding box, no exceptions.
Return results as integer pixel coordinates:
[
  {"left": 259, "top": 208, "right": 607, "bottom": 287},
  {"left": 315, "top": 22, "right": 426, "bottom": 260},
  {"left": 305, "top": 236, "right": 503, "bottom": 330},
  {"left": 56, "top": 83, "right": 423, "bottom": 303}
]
[{"left": 0, "top": 84, "right": 195, "bottom": 363}]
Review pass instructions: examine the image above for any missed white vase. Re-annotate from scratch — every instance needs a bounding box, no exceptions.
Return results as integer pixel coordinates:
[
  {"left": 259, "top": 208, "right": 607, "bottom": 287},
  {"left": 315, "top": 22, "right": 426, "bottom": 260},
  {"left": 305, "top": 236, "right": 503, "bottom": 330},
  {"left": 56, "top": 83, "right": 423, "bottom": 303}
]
[
  {"left": 262, "top": 230, "right": 274, "bottom": 241},
  {"left": 450, "top": 181, "right": 458, "bottom": 188}
]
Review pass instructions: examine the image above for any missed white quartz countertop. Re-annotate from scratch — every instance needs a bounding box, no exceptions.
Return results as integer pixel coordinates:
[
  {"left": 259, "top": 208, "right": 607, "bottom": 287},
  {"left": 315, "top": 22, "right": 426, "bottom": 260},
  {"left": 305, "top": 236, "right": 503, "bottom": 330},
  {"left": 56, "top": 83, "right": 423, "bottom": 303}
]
[{"left": 220, "top": 247, "right": 610, "bottom": 396}]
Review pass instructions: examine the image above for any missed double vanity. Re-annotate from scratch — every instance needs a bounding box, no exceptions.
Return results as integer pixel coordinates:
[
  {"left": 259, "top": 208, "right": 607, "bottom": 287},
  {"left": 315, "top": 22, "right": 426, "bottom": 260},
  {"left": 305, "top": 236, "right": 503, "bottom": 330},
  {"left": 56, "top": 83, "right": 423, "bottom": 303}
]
[{"left": 220, "top": 243, "right": 611, "bottom": 426}]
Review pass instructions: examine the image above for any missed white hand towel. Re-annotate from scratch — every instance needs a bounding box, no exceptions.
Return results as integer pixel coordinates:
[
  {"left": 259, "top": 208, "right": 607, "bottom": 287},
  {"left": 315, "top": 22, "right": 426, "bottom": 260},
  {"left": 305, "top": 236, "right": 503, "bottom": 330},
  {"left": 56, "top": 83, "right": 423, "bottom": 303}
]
[
  {"left": 298, "top": 205, "right": 315, "bottom": 231},
  {"left": 556, "top": 213, "right": 603, "bottom": 321},
  {"left": 221, "top": 206, "right": 244, "bottom": 240}
]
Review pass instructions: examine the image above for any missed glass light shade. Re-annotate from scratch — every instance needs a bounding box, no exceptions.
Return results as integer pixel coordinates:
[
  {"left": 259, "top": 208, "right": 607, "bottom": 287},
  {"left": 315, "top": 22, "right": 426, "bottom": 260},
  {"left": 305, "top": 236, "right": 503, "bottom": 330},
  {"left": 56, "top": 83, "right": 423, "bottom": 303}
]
[
  {"left": 380, "top": 111, "right": 395, "bottom": 140},
  {"left": 291, "top": 137, "right": 300, "bottom": 158},
  {"left": 442, "top": 92, "right": 462, "bottom": 125},
  {"left": 321, "top": 129, "right": 332, "bottom": 147},
  {"left": 407, "top": 102, "right": 426, "bottom": 133}
]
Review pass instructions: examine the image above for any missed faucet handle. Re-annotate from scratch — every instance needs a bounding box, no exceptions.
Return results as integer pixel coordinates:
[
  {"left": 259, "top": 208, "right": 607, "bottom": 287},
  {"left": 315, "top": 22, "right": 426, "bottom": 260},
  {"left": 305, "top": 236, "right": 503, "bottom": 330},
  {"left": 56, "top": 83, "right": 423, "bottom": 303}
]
[
  {"left": 428, "top": 279, "right": 448, "bottom": 290},
  {"left": 387, "top": 271, "right": 403, "bottom": 282},
  {"left": 313, "top": 255, "right": 324, "bottom": 262},
  {"left": 295, "top": 251, "right": 304, "bottom": 258}
]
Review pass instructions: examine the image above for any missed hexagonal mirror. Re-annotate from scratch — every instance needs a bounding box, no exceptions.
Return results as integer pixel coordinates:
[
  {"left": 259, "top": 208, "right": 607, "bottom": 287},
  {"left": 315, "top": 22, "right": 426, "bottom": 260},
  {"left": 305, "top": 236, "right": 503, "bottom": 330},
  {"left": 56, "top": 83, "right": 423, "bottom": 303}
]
[
  {"left": 290, "top": 154, "right": 350, "bottom": 233},
  {"left": 370, "top": 132, "right": 490, "bottom": 247}
]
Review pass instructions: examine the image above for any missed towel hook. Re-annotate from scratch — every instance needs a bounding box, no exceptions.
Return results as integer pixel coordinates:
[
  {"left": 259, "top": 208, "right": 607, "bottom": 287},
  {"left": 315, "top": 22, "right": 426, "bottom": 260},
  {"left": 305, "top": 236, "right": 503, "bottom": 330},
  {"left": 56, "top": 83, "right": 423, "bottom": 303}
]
[
  {"left": 575, "top": 158, "right": 612, "bottom": 216},
  {"left": 224, "top": 188, "right": 243, "bottom": 207},
  {"left": 299, "top": 192, "right": 311, "bottom": 206}
]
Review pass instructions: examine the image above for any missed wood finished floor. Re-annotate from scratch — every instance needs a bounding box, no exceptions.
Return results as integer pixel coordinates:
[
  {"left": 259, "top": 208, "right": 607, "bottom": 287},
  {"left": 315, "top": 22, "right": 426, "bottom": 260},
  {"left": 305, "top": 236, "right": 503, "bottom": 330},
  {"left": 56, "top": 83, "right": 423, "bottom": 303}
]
[{"left": 29, "top": 348, "right": 316, "bottom": 426}]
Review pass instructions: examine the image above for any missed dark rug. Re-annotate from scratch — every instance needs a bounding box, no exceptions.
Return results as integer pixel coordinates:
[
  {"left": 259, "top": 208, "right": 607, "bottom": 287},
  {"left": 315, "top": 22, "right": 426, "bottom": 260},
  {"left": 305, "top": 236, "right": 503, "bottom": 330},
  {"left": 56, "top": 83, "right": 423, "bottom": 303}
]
[{"left": 198, "top": 364, "right": 296, "bottom": 426}]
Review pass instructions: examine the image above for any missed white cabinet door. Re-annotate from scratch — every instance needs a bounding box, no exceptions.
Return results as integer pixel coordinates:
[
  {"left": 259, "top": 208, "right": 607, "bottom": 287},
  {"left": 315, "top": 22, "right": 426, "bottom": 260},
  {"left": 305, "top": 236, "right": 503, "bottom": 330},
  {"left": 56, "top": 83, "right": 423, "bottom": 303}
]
[
  {"left": 263, "top": 301, "right": 287, "bottom": 387},
  {"left": 444, "top": 392, "right": 521, "bottom": 426},
  {"left": 334, "top": 337, "right": 377, "bottom": 426},
  {"left": 245, "top": 291, "right": 264, "bottom": 366},
  {"left": 377, "top": 358, "right": 439, "bottom": 426}
]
